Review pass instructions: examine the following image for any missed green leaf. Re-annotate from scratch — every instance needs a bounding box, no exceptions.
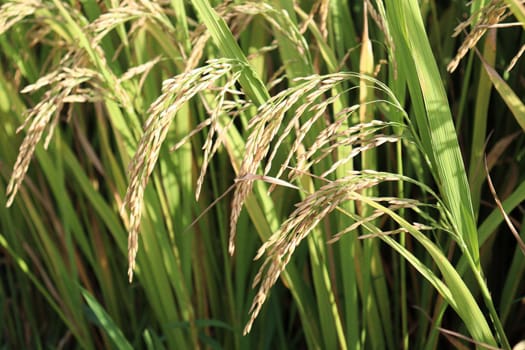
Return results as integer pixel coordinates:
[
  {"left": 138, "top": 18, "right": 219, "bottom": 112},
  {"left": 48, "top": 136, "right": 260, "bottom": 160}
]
[
  {"left": 480, "top": 54, "right": 525, "bottom": 132},
  {"left": 81, "top": 288, "right": 134, "bottom": 350}
]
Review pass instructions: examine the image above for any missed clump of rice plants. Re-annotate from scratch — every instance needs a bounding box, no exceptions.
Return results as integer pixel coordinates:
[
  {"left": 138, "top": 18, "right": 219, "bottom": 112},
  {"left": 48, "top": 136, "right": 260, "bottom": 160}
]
[{"left": 1, "top": 0, "right": 524, "bottom": 349}]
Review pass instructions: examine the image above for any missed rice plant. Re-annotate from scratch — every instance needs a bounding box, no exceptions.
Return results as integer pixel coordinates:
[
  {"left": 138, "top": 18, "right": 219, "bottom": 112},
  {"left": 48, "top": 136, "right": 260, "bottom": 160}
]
[{"left": 1, "top": 0, "right": 524, "bottom": 349}]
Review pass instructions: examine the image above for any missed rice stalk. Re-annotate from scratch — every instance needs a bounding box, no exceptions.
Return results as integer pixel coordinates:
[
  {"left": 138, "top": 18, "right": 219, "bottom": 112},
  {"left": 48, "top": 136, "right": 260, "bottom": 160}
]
[
  {"left": 447, "top": 0, "right": 509, "bottom": 72},
  {"left": 229, "top": 72, "right": 403, "bottom": 255},
  {"left": 88, "top": 0, "right": 175, "bottom": 46},
  {"left": 3, "top": 0, "right": 145, "bottom": 208},
  {"left": 122, "top": 59, "right": 244, "bottom": 281},
  {"left": 0, "top": 0, "right": 42, "bottom": 35},
  {"left": 241, "top": 170, "right": 440, "bottom": 334},
  {"left": 6, "top": 63, "right": 104, "bottom": 207}
]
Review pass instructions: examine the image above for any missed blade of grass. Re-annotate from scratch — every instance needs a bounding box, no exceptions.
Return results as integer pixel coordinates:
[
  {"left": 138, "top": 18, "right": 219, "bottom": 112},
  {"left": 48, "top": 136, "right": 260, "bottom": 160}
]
[
  {"left": 190, "top": 0, "right": 269, "bottom": 106},
  {"left": 384, "top": 0, "right": 505, "bottom": 346},
  {"left": 81, "top": 288, "right": 134, "bottom": 350},
  {"left": 385, "top": 0, "right": 480, "bottom": 267},
  {"left": 356, "top": 193, "right": 498, "bottom": 347},
  {"left": 479, "top": 51, "right": 525, "bottom": 132}
]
